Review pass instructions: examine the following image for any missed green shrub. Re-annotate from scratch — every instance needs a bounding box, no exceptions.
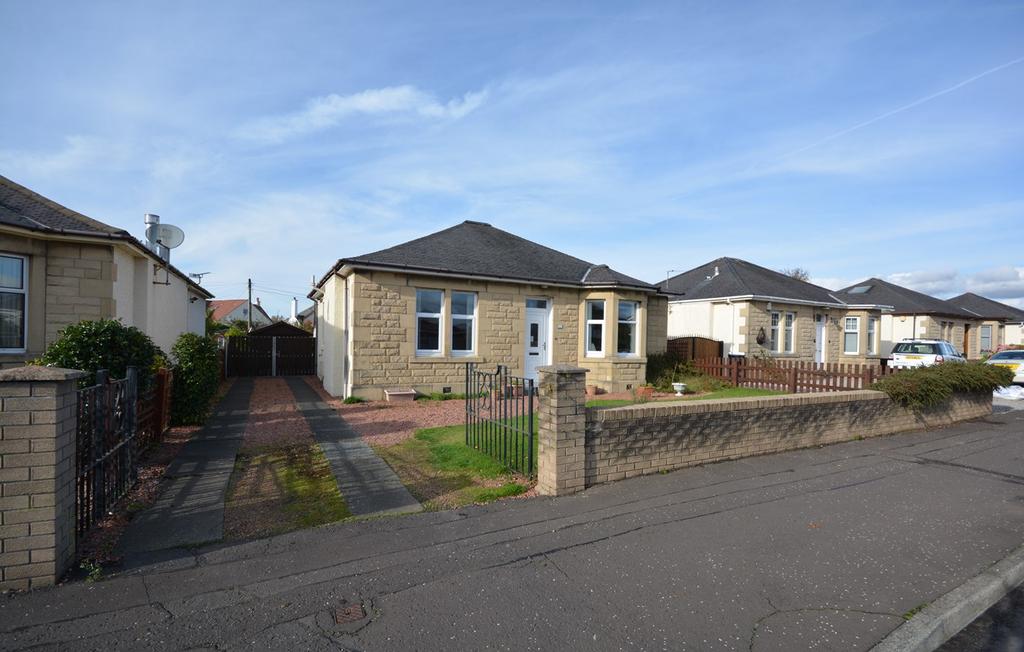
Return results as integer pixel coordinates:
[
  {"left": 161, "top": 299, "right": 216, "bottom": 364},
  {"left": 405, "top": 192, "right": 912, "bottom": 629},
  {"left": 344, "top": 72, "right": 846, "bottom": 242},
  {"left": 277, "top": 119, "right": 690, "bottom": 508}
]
[
  {"left": 871, "top": 362, "right": 1013, "bottom": 409},
  {"left": 39, "top": 319, "right": 163, "bottom": 386},
  {"left": 646, "top": 352, "right": 700, "bottom": 390},
  {"left": 170, "top": 333, "right": 221, "bottom": 425},
  {"left": 343, "top": 396, "right": 366, "bottom": 404}
]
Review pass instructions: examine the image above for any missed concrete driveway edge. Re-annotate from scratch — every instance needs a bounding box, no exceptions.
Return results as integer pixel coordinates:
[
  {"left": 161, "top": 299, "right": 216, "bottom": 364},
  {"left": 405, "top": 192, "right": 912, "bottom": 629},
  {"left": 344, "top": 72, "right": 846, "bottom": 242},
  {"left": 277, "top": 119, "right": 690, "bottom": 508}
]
[{"left": 871, "top": 541, "right": 1024, "bottom": 652}]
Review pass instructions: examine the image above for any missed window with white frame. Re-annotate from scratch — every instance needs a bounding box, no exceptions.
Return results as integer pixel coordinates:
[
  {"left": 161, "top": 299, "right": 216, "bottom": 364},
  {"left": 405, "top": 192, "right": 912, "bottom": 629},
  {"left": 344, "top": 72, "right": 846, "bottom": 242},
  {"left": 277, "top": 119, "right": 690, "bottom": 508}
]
[
  {"left": 769, "top": 312, "right": 780, "bottom": 352},
  {"left": 586, "top": 300, "right": 605, "bottom": 356},
  {"left": 0, "top": 254, "right": 27, "bottom": 351},
  {"left": 783, "top": 312, "right": 795, "bottom": 353},
  {"left": 617, "top": 300, "right": 639, "bottom": 355},
  {"left": 867, "top": 317, "right": 878, "bottom": 355},
  {"left": 415, "top": 289, "right": 443, "bottom": 355},
  {"left": 980, "top": 325, "right": 992, "bottom": 352},
  {"left": 450, "top": 291, "right": 476, "bottom": 355},
  {"left": 844, "top": 317, "right": 860, "bottom": 354}
]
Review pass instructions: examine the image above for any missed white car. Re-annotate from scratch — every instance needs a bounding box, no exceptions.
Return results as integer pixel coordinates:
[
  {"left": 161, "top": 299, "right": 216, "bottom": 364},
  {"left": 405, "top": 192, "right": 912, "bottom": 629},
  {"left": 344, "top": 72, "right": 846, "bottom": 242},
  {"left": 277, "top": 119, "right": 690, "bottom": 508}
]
[
  {"left": 985, "top": 349, "right": 1024, "bottom": 384},
  {"left": 889, "top": 339, "right": 966, "bottom": 369}
]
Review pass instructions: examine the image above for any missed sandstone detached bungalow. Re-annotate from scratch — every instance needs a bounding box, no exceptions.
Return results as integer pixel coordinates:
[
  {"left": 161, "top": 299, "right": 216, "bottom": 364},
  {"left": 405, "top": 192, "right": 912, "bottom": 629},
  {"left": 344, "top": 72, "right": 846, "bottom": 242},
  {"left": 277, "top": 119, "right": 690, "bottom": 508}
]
[{"left": 310, "top": 221, "right": 667, "bottom": 399}]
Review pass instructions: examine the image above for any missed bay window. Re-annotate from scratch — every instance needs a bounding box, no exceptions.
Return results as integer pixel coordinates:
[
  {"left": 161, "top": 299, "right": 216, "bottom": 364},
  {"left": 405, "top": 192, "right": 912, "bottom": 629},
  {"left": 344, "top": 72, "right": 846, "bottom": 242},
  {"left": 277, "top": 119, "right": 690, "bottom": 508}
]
[
  {"left": 450, "top": 291, "right": 476, "bottom": 355},
  {"left": 586, "top": 300, "right": 605, "bottom": 356},
  {"left": 0, "top": 254, "right": 27, "bottom": 352},
  {"left": 617, "top": 300, "right": 639, "bottom": 356},
  {"left": 415, "top": 289, "right": 443, "bottom": 355}
]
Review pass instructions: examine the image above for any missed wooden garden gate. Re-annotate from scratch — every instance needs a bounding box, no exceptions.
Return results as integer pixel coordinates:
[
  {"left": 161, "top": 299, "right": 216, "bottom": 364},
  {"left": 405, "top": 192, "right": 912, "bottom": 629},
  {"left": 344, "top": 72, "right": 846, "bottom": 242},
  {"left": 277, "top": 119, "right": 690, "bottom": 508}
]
[{"left": 225, "top": 335, "right": 316, "bottom": 377}]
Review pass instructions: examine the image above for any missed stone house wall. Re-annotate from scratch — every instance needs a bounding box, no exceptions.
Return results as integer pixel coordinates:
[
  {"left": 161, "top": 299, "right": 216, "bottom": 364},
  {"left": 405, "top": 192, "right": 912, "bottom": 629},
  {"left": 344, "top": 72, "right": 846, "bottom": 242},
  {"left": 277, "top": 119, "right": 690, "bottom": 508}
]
[
  {"left": 741, "top": 301, "right": 884, "bottom": 365},
  {"left": 1, "top": 235, "right": 115, "bottom": 369},
  {"left": 335, "top": 270, "right": 660, "bottom": 399}
]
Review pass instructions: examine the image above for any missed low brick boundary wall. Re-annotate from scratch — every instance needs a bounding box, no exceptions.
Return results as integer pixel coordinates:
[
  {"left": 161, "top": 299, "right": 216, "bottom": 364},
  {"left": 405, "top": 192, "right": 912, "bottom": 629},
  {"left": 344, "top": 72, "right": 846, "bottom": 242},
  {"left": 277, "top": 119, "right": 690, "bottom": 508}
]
[{"left": 536, "top": 367, "right": 992, "bottom": 495}]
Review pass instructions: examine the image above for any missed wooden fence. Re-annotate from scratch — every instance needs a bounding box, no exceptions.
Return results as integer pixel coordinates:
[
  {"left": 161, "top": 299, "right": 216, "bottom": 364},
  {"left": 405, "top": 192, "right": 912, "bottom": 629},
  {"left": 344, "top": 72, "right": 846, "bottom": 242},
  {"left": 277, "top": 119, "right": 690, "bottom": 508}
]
[
  {"left": 694, "top": 357, "right": 898, "bottom": 393},
  {"left": 667, "top": 336, "right": 724, "bottom": 360}
]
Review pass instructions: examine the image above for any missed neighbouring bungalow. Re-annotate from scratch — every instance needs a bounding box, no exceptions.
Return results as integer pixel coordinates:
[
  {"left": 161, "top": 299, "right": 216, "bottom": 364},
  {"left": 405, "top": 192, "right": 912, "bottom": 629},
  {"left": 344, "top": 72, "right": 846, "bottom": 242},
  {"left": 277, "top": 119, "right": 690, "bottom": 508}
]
[
  {"left": 659, "top": 258, "right": 892, "bottom": 365},
  {"left": 833, "top": 278, "right": 982, "bottom": 358},
  {"left": 0, "top": 175, "right": 212, "bottom": 366},
  {"left": 310, "top": 220, "right": 667, "bottom": 400},
  {"left": 209, "top": 298, "right": 273, "bottom": 329},
  {"left": 946, "top": 292, "right": 1024, "bottom": 351}
]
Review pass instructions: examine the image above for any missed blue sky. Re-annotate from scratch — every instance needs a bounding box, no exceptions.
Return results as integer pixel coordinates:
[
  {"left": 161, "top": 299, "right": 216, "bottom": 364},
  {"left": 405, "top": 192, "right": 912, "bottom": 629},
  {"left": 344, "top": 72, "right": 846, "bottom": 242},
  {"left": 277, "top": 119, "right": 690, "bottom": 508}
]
[{"left": 2, "top": 1, "right": 1023, "bottom": 315}]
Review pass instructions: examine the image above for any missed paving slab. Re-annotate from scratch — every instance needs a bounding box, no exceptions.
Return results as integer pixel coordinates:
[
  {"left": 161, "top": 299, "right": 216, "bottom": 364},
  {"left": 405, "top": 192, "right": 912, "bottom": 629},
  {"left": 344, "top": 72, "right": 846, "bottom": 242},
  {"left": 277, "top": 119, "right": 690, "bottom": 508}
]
[
  {"left": 285, "top": 377, "right": 422, "bottom": 517},
  {"left": 116, "top": 379, "right": 253, "bottom": 555}
]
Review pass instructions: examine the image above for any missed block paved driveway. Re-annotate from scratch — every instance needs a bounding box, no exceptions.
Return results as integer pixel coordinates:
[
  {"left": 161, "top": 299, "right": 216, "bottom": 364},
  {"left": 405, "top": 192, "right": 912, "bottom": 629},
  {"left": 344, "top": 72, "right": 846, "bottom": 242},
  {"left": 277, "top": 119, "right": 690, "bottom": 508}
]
[{"left": 2, "top": 404, "right": 1023, "bottom": 650}]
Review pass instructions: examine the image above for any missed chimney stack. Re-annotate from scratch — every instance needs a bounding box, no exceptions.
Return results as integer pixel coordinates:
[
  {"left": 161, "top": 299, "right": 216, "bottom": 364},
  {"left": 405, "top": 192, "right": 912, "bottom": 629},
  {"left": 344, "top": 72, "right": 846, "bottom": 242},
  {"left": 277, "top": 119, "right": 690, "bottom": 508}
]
[{"left": 289, "top": 297, "right": 299, "bottom": 324}]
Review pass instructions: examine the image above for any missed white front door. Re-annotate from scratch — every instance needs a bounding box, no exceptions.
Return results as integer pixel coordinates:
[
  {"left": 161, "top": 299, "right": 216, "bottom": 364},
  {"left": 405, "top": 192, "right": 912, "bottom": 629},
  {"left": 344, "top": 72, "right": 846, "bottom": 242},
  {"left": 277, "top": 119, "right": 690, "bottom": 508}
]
[
  {"left": 524, "top": 300, "right": 550, "bottom": 381},
  {"left": 814, "top": 315, "right": 825, "bottom": 363}
]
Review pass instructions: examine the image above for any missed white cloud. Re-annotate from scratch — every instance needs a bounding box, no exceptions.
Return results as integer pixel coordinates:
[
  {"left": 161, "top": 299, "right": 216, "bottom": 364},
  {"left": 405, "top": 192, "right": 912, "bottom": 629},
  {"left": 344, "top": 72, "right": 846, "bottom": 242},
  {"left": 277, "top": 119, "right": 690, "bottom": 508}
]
[
  {"left": 234, "top": 85, "right": 487, "bottom": 143},
  {"left": 886, "top": 269, "right": 960, "bottom": 295},
  {"left": 965, "top": 266, "right": 1024, "bottom": 300},
  {"left": 0, "top": 135, "right": 123, "bottom": 177}
]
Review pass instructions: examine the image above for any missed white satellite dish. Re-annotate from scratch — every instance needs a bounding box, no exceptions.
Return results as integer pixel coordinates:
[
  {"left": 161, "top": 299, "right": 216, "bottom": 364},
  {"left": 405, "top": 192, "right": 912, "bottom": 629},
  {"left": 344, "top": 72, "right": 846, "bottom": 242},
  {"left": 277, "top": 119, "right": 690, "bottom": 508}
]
[{"left": 145, "top": 223, "right": 185, "bottom": 249}]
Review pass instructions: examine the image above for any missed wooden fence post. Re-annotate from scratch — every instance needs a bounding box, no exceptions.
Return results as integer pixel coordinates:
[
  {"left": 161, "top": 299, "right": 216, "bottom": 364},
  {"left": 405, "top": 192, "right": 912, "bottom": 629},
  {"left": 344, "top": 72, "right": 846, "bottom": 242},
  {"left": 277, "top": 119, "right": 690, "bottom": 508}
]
[{"left": 788, "top": 366, "right": 798, "bottom": 394}]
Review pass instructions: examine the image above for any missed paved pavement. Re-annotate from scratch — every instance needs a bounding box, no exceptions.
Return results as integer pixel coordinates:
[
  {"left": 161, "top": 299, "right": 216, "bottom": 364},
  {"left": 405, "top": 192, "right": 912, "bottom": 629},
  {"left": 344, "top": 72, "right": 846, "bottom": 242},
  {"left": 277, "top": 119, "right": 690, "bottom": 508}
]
[
  {"left": 286, "top": 377, "right": 422, "bottom": 517},
  {"left": 3, "top": 404, "right": 1023, "bottom": 650},
  {"left": 116, "top": 379, "right": 252, "bottom": 556}
]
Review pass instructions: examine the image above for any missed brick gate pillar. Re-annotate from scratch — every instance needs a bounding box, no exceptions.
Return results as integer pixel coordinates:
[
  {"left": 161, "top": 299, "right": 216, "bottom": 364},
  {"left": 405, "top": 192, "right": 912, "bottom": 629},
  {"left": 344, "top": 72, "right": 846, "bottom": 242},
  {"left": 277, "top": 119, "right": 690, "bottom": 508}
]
[
  {"left": 0, "top": 366, "right": 85, "bottom": 591},
  {"left": 536, "top": 365, "right": 588, "bottom": 497}
]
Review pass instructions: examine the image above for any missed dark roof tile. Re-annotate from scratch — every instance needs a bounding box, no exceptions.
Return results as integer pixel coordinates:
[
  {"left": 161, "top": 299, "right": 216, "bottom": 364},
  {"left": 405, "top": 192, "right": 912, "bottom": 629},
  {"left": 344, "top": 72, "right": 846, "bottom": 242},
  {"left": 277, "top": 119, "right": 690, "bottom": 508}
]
[
  {"left": 947, "top": 292, "right": 1024, "bottom": 321},
  {"left": 833, "top": 278, "right": 976, "bottom": 317},
  {"left": 657, "top": 258, "right": 844, "bottom": 304},
  {"left": 333, "top": 221, "right": 657, "bottom": 290}
]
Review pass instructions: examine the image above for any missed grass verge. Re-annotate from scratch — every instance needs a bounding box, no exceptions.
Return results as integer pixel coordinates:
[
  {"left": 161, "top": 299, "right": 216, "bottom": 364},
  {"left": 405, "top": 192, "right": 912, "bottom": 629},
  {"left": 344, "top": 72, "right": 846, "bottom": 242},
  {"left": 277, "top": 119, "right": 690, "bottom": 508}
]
[
  {"left": 224, "top": 443, "right": 350, "bottom": 539},
  {"left": 376, "top": 424, "right": 532, "bottom": 511}
]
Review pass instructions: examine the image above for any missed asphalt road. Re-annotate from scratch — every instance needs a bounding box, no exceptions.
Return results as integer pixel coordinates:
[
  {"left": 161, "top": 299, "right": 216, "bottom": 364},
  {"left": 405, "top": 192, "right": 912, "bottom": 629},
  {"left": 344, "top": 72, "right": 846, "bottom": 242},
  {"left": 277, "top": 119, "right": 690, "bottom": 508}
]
[
  {"left": 938, "top": 583, "right": 1024, "bottom": 652},
  {"left": 2, "top": 405, "right": 1023, "bottom": 651}
]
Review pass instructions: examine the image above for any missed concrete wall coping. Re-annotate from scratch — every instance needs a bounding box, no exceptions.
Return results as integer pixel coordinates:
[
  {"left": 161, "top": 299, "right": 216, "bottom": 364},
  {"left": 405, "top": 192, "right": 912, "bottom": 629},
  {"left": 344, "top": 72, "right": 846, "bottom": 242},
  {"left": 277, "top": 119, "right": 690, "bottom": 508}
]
[
  {"left": 0, "top": 365, "right": 88, "bottom": 382},
  {"left": 537, "top": 365, "right": 590, "bottom": 375},
  {"left": 590, "top": 389, "right": 892, "bottom": 422}
]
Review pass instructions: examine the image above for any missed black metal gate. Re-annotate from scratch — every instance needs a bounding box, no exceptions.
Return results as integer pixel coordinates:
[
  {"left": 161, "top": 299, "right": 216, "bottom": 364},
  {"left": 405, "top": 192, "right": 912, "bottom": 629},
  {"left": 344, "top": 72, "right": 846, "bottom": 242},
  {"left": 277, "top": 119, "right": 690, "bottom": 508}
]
[
  {"left": 76, "top": 369, "right": 139, "bottom": 536},
  {"left": 465, "top": 363, "right": 536, "bottom": 476},
  {"left": 225, "top": 335, "right": 316, "bottom": 377}
]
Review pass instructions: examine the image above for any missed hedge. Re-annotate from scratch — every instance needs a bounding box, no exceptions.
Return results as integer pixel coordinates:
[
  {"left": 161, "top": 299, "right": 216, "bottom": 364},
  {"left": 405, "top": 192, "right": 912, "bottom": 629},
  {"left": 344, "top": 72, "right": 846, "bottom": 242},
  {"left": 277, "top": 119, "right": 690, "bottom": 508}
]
[
  {"left": 38, "top": 319, "right": 163, "bottom": 387},
  {"left": 170, "top": 333, "right": 222, "bottom": 426},
  {"left": 871, "top": 362, "right": 1013, "bottom": 409}
]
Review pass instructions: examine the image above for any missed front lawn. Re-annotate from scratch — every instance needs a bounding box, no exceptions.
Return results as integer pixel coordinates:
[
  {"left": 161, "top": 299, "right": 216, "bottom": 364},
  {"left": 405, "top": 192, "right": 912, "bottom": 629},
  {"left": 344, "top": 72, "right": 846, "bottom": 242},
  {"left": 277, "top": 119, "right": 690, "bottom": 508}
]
[{"left": 375, "top": 424, "right": 532, "bottom": 510}]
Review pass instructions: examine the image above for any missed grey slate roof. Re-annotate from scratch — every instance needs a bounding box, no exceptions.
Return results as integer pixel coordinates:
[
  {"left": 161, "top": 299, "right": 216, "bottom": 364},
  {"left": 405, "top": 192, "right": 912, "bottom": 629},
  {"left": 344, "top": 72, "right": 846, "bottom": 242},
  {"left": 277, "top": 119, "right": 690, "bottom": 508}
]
[
  {"left": 833, "top": 278, "right": 975, "bottom": 318},
  {"left": 657, "top": 258, "right": 845, "bottom": 305},
  {"left": 0, "top": 175, "right": 125, "bottom": 235},
  {"left": 0, "top": 174, "right": 213, "bottom": 298},
  {"left": 327, "top": 221, "right": 657, "bottom": 291},
  {"left": 947, "top": 292, "right": 1024, "bottom": 322}
]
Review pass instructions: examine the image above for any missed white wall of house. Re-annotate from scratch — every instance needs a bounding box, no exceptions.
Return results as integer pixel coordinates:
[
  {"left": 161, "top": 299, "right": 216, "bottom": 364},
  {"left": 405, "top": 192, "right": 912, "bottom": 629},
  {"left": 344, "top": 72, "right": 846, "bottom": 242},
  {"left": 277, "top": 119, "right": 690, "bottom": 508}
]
[
  {"left": 113, "top": 248, "right": 135, "bottom": 324},
  {"left": 112, "top": 245, "right": 207, "bottom": 354},
  {"left": 316, "top": 274, "right": 347, "bottom": 397},
  {"left": 667, "top": 302, "right": 712, "bottom": 338},
  {"left": 1005, "top": 323, "right": 1024, "bottom": 346}
]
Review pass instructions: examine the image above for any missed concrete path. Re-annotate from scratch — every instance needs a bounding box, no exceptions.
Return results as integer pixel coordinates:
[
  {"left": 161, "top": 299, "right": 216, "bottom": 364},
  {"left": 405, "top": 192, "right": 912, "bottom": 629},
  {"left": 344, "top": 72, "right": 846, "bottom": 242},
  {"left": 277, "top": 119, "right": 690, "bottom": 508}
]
[
  {"left": 285, "top": 377, "right": 422, "bottom": 517},
  {"left": 116, "top": 379, "right": 252, "bottom": 556},
  {"left": 4, "top": 405, "right": 1023, "bottom": 650}
]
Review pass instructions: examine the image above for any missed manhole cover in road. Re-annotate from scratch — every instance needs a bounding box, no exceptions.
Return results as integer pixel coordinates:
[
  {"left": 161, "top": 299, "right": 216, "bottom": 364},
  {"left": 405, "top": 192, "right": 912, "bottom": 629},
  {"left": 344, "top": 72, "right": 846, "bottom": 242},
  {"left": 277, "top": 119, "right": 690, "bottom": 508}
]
[{"left": 334, "top": 603, "right": 367, "bottom": 624}]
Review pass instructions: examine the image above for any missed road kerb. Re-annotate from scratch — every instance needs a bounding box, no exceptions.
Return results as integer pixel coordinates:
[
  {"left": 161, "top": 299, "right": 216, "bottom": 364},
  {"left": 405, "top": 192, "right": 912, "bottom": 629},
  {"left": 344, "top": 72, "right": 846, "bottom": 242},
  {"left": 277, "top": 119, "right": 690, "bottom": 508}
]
[{"left": 871, "top": 541, "right": 1024, "bottom": 652}]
